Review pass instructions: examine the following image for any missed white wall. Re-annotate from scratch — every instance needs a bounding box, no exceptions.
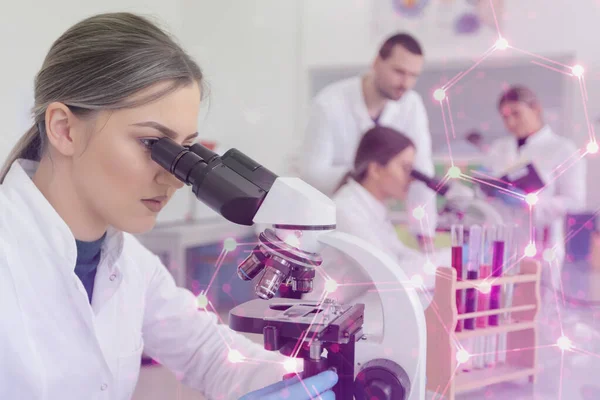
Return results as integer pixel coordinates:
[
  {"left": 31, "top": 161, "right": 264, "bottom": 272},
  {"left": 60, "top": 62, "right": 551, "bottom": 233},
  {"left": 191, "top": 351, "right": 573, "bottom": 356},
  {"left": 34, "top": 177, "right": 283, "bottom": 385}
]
[
  {"left": 0, "top": 0, "right": 183, "bottom": 164},
  {"left": 157, "top": 0, "right": 303, "bottom": 222},
  {"left": 179, "top": 0, "right": 302, "bottom": 175},
  {"left": 302, "top": 0, "right": 584, "bottom": 67}
]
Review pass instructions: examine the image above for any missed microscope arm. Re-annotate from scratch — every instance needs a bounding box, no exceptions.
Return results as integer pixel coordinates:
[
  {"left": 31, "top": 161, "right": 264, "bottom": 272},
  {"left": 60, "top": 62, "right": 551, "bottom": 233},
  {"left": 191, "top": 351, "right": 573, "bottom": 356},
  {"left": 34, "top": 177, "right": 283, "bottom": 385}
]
[
  {"left": 316, "top": 231, "right": 427, "bottom": 400},
  {"left": 151, "top": 138, "right": 427, "bottom": 399}
]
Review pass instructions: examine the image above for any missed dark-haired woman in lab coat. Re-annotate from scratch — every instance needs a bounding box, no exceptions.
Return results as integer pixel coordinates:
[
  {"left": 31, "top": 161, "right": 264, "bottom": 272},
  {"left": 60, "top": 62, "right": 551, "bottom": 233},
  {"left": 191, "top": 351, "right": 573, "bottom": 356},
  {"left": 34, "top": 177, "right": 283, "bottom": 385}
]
[{"left": 331, "top": 126, "right": 450, "bottom": 293}]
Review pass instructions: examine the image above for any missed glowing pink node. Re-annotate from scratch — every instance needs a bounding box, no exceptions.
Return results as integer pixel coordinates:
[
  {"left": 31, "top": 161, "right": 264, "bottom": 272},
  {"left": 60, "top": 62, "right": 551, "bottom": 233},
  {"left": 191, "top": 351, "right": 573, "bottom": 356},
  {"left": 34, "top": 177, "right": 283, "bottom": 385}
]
[
  {"left": 325, "top": 279, "right": 338, "bottom": 293},
  {"left": 587, "top": 141, "right": 599, "bottom": 154},
  {"left": 228, "top": 349, "right": 244, "bottom": 363},
  {"left": 524, "top": 243, "right": 537, "bottom": 258},
  {"left": 412, "top": 206, "right": 425, "bottom": 221},
  {"left": 525, "top": 193, "right": 538, "bottom": 206},
  {"left": 283, "top": 358, "right": 299, "bottom": 373},
  {"left": 478, "top": 281, "right": 491, "bottom": 294},
  {"left": 448, "top": 166, "right": 461, "bottom": 179},
  {"left": 424, "top": 260, "right": 436, "bottom": 275},
  {"left": 557, "top": 336, "right": 573, "bottom": 351},
  {"left": 223, "top": 238, "right": 237, "bottom": 251},
  {"left": 456, "top": 349, "right": 470, "bottom": 364},
  {"left": 495, "top": 38, "right": 509, "bottom": 50},
  {"left": 196, "top": 293, "right": 208, "bottom": 309},
  {"left": 433, "top": 88, "right": 446, "bottom": 101},
  {"left": 572, "top": 64, "right": 584, "bottom": 77}
]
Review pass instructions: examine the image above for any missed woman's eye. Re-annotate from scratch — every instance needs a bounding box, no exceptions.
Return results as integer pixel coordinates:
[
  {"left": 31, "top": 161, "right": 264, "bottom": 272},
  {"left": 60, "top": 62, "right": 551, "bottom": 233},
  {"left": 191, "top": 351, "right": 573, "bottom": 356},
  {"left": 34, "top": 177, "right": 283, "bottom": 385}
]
[
  {"left": 140, "top": 137, "right": 194, "bottom": 152},
  {"left": 139, "top": 138, "right": 159, "bottom": 150}
]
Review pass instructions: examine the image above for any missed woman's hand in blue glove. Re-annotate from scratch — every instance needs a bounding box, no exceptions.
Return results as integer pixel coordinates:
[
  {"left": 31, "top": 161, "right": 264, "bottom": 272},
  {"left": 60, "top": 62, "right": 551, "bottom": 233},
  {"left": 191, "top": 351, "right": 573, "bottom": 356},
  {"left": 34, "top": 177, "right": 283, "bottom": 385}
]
[{"left": 240, "top": 370, "right": 338, "bottom": 400}]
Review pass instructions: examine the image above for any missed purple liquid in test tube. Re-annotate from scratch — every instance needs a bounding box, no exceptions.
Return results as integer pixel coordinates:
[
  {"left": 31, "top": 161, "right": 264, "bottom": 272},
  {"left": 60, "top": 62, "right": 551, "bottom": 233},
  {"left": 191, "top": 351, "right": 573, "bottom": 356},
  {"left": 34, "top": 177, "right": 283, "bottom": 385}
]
[
  {"left": 452, "top": 225, "right": 464, "bottom": 332},
  {"left": 489, "top": 226, "right": 505, "bottom": 326},
  {"left": 464, "top": 225, "right": 482, "bottom": 330}
]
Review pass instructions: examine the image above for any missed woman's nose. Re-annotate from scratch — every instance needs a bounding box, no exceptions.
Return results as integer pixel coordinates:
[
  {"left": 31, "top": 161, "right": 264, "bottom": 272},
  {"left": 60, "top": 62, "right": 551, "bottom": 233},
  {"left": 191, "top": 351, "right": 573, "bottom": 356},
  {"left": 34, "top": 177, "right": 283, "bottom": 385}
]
[{"left": 156, "top": 169, "right": 185, "bottom": 189}]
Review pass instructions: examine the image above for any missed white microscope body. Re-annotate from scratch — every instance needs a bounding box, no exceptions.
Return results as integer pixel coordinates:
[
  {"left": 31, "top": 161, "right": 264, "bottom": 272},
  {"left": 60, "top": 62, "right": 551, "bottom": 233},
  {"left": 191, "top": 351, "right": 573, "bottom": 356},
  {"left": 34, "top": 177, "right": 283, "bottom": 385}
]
[
  {"left": 254, "top": 178, "right": 427, "bottom": 400},
  {"left": 149, "top": 138, "right": 427, "bottom": 399}
]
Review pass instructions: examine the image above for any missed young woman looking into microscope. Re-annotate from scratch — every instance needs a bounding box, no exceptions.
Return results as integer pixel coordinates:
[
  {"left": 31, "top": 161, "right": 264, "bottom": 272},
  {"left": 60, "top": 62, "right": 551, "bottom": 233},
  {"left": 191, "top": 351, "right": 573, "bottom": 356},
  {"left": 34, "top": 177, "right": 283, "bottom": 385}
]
[{"left": 0, "top": 12, "right": 336, "bottom": 400}]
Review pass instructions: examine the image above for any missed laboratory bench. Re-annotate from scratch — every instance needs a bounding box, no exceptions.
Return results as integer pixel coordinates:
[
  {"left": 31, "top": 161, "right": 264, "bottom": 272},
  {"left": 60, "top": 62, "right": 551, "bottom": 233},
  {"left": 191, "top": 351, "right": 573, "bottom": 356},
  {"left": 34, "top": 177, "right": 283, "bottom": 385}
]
[{"left": 131, "top": 216, "right": 600, "bottom": 399}]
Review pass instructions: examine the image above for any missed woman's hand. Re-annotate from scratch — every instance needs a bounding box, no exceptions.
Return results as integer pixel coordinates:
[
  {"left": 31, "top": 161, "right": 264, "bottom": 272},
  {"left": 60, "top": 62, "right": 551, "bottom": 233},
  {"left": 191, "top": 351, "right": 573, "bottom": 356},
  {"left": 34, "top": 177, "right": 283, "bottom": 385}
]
[{"left": 239, "top": 370, "right": 338, "bottom": 400}]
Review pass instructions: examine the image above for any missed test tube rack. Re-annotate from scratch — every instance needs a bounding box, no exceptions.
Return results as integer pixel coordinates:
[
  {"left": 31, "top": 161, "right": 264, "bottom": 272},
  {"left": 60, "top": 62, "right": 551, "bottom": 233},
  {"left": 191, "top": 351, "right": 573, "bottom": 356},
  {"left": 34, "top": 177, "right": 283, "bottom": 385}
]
[{"left": 424, "top": 258, "right": 541, "bottom": 399}]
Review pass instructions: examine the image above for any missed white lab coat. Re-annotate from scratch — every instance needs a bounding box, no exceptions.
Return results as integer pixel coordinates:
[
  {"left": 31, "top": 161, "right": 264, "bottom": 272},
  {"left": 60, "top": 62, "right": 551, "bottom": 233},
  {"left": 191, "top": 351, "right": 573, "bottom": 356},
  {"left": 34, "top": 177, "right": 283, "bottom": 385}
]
[
  {"left": 0, "top": 159, "right": 283, "bottom": 400},
  {"left": 484, "top": 125, "right": 587, "bottom": 268},
  {"left": 295, "top": 76, "right": 437, "bottom": 237},
  {"left": 332, "top": 179, "right": 450, "bottom": 293},
  {"left": 302, "top": 179, "right": 449, "bottom": 334}
]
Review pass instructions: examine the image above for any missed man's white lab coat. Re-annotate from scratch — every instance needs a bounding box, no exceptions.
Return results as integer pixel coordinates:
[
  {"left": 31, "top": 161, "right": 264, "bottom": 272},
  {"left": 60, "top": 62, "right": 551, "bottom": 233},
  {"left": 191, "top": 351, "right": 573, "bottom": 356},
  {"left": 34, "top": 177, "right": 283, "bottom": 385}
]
[
  {"left": 483, "top": 125, "right": 587, "bottom": 268},
  {"left": 296, "top": 76, "right": 437, "bottom": 237},
  {"left": 0, "top": 159, "right": 283, "bottom": 400}
]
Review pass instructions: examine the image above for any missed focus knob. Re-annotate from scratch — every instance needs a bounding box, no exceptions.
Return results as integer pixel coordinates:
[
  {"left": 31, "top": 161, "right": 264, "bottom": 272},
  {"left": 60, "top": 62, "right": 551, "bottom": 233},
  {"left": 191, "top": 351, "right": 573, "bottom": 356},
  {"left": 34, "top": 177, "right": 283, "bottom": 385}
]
[
  {"left": 365, "top": 379, "right": 393, "bottom": 399},
  {"left": 354, "top": 359, "right": 410, "bottom": 400},
  {"left": 291, "top": 279, "right": 313, "bottom": 293}
]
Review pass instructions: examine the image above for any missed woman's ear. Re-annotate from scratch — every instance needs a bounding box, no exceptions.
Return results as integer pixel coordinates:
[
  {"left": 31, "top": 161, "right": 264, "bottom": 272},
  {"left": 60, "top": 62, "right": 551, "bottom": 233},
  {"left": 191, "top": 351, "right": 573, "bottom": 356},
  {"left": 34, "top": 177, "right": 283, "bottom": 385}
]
[
  {"left": 44, "top": 102, "right": 77, "bottom": 157},
  {"left": 367, "top": 161, "right": 382, "bottom": 180}
]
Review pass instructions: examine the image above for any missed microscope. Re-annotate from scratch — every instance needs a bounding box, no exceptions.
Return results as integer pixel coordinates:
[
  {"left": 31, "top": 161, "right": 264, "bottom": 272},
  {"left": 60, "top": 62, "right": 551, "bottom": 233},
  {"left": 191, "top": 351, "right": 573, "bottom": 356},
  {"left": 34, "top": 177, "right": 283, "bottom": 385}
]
[
  {"left": 150, "top": 138, "right": 427, "bottom": 400},
  {"left": 410, "top": 169, "right": 504, "bottom": 229}
]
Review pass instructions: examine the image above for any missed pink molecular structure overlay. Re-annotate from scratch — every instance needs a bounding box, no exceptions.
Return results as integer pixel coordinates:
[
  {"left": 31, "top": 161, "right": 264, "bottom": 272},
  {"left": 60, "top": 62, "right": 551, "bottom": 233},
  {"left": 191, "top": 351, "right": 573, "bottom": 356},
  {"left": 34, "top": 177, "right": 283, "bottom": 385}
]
[
  {"left": 416, "top": 1, "right": 598, "bottom": 399},
  {"left": 190, "top": 2, "right": 599, "bottom": 399}
]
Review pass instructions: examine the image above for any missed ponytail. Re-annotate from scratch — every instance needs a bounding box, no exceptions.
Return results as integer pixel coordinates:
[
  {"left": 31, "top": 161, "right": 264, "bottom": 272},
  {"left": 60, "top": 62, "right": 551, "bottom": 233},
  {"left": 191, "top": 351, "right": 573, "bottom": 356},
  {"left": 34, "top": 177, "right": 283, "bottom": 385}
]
[
  {"left": 335, "top": 167, "right": 369, "bottom": 193},
  {"left": 0, "top": 124, "right": 42, "bottom": 184},
  {"left": 335, "top": 171, "right": 354, "bottom": 193}
]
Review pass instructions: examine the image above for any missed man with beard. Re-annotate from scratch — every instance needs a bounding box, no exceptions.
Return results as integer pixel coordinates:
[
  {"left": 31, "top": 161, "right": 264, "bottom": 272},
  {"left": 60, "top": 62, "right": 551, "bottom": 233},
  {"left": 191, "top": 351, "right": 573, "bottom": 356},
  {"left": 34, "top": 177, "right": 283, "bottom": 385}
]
[{"left": 295, "top": 33, "right": 437, "bottom": 250}]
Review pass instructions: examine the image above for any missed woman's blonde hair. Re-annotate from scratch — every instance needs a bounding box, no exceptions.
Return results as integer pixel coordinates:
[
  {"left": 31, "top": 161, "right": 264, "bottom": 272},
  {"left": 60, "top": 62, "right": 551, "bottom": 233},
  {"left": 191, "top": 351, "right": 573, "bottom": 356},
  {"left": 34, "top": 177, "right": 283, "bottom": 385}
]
[
  {"left": 0, "top": 12, "right": 204, "bottom": 183},
  {"left": 497, "top": 85, "right": 540, "bottom": 110}
]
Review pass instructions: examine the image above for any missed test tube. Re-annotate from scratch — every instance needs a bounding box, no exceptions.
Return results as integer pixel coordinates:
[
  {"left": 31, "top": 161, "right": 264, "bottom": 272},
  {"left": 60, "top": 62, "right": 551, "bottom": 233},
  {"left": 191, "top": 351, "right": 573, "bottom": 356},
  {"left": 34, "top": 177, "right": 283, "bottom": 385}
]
[
  {"left": 488, "top": 225, "right": 505, "bottom": 326},
  {"left": 451, "top": 225, "right": 465, "bottom": 332},
  {"left": 464, "top": 225, "right": 483, "bottom": 330},
  {"left": 498, "top": 225, "right": 519, "bottom": 364},
  {"left": 475, "top": 228, "right": 492, "bottom": 369}
]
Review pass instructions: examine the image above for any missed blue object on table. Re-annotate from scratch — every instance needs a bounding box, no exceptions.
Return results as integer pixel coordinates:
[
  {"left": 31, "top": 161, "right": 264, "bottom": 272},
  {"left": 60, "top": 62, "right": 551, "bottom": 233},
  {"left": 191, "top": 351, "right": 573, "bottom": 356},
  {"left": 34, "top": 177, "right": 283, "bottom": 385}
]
[
  {"left": 565, "top": 213, "right": 597, "bottom": 262},
  {"left": 240, "top": 370, "right": 338, "bottom": 400}
]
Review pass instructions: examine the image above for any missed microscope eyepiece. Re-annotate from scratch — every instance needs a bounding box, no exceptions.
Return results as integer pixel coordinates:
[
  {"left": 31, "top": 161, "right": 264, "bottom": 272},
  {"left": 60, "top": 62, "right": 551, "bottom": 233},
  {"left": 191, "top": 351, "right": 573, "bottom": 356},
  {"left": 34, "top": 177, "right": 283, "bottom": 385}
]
[
  {"left": 150, "top": 137, "right": 277, "bottom": 226},
  {"left": 149, "top": 137, "right": 321, "bottom": 300}
]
